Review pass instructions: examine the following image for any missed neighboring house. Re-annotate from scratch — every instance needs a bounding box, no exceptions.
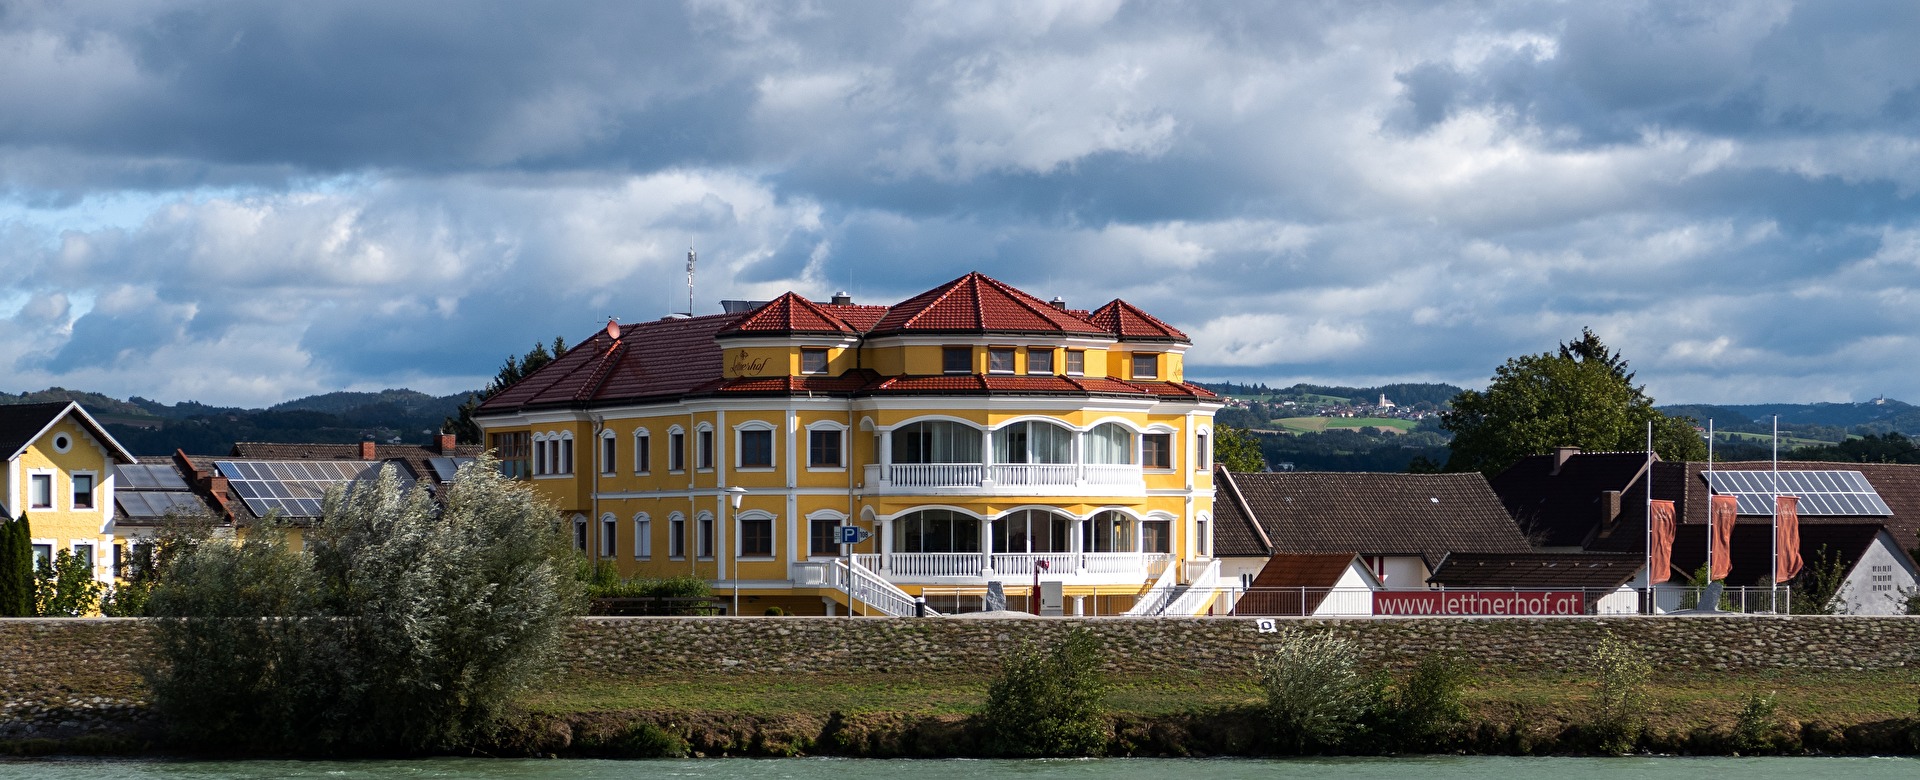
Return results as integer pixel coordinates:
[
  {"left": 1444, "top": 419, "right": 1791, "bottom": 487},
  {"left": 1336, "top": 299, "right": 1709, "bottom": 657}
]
[
  {"left": 1427, "top": 551, "right": 1645, "bottom": 615},
  {"left": 175, "top": 435, "right": 482, "bottom": 546},
  {"left": 1209, "top": 468, "right": 1535, "bottom": 598},
  {"left": 1231, "top": 552, "right": 1380, "bottom": 617},
  {"left": 0, "top": 402, "right": 138, "bottom": 585},
  {"left": 1488, "top": 450, "right": 1920, "bottom": 615},
  {"left": 473, "top": 272, "right": 1223, "bottom": 616}
]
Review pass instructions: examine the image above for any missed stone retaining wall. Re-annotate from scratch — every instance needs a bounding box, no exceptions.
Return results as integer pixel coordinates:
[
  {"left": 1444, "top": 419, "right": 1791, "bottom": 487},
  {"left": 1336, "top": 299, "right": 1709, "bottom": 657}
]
[{"left": 4, "top": 614, "right": 1918, "bottom": 713}]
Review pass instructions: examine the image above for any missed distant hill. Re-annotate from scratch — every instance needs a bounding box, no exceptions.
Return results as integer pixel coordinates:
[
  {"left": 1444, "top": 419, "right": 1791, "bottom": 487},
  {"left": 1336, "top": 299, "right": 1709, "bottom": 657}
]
[
  {"left": 1195, "top": 381, "right": 1466, "bottom": 408},
  {"left": 0, "top": 387, "right": 470, "bottom": 456},
  {"left": 1659, "top": 398, "right": 1920, "bottom": 437}
]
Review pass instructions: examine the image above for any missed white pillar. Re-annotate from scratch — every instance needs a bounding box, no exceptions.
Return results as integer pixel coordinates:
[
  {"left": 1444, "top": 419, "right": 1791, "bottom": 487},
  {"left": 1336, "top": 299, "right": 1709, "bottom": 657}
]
[
  {"left": 1073, "top": 595, "right": 1085, "bottom": 616},
  {"left": 979, "top": 426, "right": 995, "bottom": 487}
]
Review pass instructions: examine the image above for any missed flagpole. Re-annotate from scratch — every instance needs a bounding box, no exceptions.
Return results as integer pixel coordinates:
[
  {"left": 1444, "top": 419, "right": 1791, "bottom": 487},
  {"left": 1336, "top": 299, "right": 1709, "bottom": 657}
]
[
  {"left": 1706, "top": 419, "right": 1715, "bottom": 588},
  {"left": 1644, "top": 420, "right": 1653, "bottom": 615},
  {"left": 1772, "top": 415, "right": 1780, "bottom": 611}
]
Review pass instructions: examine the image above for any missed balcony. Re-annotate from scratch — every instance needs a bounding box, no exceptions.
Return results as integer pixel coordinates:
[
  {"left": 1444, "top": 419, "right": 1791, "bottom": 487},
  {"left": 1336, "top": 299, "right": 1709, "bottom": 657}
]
[
  {"left": 849, "top": 552, "right": 1174, "bottom": 586},
  {"left": 864, "top": 462, "right": 1145, "bottom": 496}
]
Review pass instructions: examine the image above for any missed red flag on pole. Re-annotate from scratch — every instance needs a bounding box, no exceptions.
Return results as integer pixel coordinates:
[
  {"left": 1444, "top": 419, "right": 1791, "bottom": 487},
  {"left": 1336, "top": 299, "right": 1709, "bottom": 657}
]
[
  {"left": 1710, "top": 495, "right": 1738, "bottom": 581},
  {"left": 1775, "top": 495, "right": 1803, "bottom": 582},
  {"left": 1648, "top": 500, "right": 1677, "bottom": 584}
]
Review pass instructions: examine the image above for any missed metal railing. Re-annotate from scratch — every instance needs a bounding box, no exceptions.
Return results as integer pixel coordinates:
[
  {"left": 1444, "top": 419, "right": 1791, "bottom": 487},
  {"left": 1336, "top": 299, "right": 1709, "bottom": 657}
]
[
  {"left": 1159, "top": 559, "right": 1223, "bottom": 616},
  {"left": 855, "top": 551, "right": 1175, "bottom": 579},
  {"left": 879, "top": 462, "right": 1144, "bottom": 489},
  {"left": 1204, "top": 585, "right": 1793, "bottom": 617},
  {"left": 790, "top": 558, "right": 938, "bottom": 617}
]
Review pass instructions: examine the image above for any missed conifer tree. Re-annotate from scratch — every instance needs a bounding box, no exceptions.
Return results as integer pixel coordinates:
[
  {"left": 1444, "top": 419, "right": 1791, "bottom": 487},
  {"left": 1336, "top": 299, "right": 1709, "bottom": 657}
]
[{"left": 0, "top": 515, "right": 32, "bottom": 617}]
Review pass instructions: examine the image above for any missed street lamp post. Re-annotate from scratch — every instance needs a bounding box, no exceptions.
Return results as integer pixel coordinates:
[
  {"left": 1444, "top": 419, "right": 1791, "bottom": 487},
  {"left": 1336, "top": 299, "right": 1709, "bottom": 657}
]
[{"left": 726, "top": 486, "right": 747, "bottom": 616}]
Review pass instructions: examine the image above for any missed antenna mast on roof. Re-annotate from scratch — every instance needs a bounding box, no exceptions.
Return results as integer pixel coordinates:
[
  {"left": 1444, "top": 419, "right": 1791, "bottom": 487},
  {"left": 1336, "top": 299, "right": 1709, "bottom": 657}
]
[{"left": 684, "top": 245, "right": 697, "bottom": 317}]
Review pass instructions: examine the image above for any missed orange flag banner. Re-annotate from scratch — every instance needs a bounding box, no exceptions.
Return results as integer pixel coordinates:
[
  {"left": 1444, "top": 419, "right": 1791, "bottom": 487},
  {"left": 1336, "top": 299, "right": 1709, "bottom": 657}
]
[
  {"left": 1775, "top": 495, "right": 1804, "bottom": 582},
  {"left": 1710, "top": 495, "right": 1738, "bottom": 581},
  {"left": 1648, "top": 500, "right": 1677, "bottom": 584}
]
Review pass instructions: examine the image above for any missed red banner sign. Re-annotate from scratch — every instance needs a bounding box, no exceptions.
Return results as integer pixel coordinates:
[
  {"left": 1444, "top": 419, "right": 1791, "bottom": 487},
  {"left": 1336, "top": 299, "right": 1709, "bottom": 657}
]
[{"left": 1373, "top": 591, "right": 1586, "bottom": 616}]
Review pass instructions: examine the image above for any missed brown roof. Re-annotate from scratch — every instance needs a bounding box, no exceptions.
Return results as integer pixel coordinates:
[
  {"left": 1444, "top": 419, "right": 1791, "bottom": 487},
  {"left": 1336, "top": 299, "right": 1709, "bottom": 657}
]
[
  {"left": 479, "top": 313, "right": 741, "bottom": 412},
  {"left": 1488, "top": 451, "right": 1653, "bottom": 548},
  {"left": 1216, "top": 470, "right": 1533, "bottom": 565},
  {"left": 1085, "top": 299, "right": 1189, "bottom": 343},
  {"left": 1232, "top": 553, "right": 1367, "bottom": 616},
  {"left": 867, "top": 272, "right": 1107, "bottom": 337},
  {"left": 1427, "top": 552, "right": 1643, "bottom": 589},
  {"left": 1211, "top": 467, "right": 1272, "bottom": 557}
]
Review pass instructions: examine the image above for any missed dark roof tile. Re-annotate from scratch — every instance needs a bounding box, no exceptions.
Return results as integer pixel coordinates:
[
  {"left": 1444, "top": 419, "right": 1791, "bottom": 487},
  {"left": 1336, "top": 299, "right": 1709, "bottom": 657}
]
[
  {"left": 1427, "top": 552, "right": 1643, "bottom": 589},
  {"left": 1219, "top": 470, "right": 1532, "bottom": 565}
]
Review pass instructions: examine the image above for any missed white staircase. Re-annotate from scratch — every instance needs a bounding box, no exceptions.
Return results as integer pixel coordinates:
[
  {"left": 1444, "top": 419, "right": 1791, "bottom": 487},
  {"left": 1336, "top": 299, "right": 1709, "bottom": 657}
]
[
  {"left": 792, "top": 558, "right": 941, "bottom": 617},
  {"left": 1123, "top": 559, "right": 1223, "bottom": 617}
]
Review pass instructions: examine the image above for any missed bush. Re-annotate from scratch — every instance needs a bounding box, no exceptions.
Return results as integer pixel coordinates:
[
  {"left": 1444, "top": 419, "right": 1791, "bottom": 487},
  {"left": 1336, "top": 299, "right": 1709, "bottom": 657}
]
[
  {"left": 1255, "top": 629, "right": 1376, "bottom": 753},
  {"left": 144, "top": 456, "right": 584, "bottom": 752},
  {"left": 1587, "top": 632, "right": 1650, "bottom": 754},
  {"left": 1377, "top": 653, "right": 1471, "bottom": 751},
  {"left": 34, "top": 549, "right": 102, "bottom": 617},
  {"left": 1733, "top": 690, "right": 1779, "bottom": 753},
  {"left": 981, "top": 629, "right": 1108, "bottom": 756}
]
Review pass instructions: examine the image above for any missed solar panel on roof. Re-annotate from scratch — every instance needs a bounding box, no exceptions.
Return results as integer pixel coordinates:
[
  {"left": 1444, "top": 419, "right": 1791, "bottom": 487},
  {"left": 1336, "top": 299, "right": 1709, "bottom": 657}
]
[
  {"left": 212, "top": 459, "right": 416, "bottom": 519},
  {"left": 115, "top": 463, "right": 189, "bottom": 491},
  {"left": 426, "top": 456, "right": 476, "bottom": 482},
  {"left": 1703, "top": 470, "right": 1893, "bottom": 516},
  {"left": 116, "top": 491, "right": 206, "bottom": 519}
]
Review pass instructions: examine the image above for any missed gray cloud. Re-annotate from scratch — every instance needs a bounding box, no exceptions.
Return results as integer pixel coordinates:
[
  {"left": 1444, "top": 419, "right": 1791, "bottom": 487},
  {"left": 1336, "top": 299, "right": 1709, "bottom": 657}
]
[{"left": 3, "top": 1, "right": 1920, "bottom": 406}]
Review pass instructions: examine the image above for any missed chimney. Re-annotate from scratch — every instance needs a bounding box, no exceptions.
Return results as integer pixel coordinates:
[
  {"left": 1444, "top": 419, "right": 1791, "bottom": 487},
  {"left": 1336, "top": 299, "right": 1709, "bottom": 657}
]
[
  {"left": 1550, "top": 446, "right": 1580, "bottom": 475},
  {"left": 831, "top": 291, "right": 852, "bottom": 306},
  {"left": 1049, "top": 296, "right": 1066, "bottom": 310},
  {"left": 208, "top": 475, "right": 229, "bottom": 496},
  {"left": 360, "top": 440, "right": 378, "bottom": 461},
  {"left": 437, "top": 433, "right": 458, "bottom": 454}
]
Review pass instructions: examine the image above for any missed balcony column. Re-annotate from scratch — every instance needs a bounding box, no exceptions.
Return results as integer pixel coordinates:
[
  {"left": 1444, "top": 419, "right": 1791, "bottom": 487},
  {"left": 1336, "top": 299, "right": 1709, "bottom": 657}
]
[
  {"left": 979, "top": 515, "right": 995, "bottom": 577},
  {"left": 878, "top": 517, "right": 893, "bottom": 572},
  {"left": 878, "top": 429, "right": 893, "bottom": 486},
  {"left": 979, "top": 427, "right": 994, "bottom": 488},
  {"left": 1072, "top": 433, "right": 1085, "bottom": 486}
]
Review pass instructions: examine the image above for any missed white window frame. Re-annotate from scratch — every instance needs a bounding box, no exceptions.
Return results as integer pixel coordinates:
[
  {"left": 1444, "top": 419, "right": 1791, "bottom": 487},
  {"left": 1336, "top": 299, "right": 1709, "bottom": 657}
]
[
  {"left": 735, "top": 509, "right": 777, "bottom": 560},
  {"left": 805, "top": 421, "right": 847, "bottom": 471},
  {"left": 1195, "top": 427, "right": 1212, "bottom": 472},
  {"left": 51, "top": 432, "right": 73, "bottom": 454},
  {"left": 696, "top": 511, "right": 715, "bottom": 559},
  {"left": 800, "top": 347, "right": 829, "bottom": 375},
  {"left": 633, "top": 512, "right": 653, "bottom": 560},
  {"left": 599, "top": 513, "right": 618, "bottom": 557},
  {"left": 1141, "top": 427, "right": 1176, "bottom": 471},
  {"left": 987, "top": 347, "right": 1017, "bottom": 374},
  {"left": 695, "top": 424, "right": 716, "bottom": 471},
  {"left": 600, "top": 430, "right": 618, "bottom": 475},
  {"left": 571, "top": 514, "right": 588, "bottom": 552},
  {"left": 667, "top": 512, "right": 687, "bottom": 560},
  {"left": 557, "top": 432, "right": 574, "bottom": 474},
  {"left": 1027, "top": 348, "right": 1054, "bottom": 375},
  {"left": 633, "top": 428, "right": 652, "bottom": 475},
  {"left": 70, "top": 470, "right": 98, "bottom": 511},
  {"left": 667, "top": 425, "right": 687, "bottom": 473},
  {"left": 806, "top": 510, "right": 848, "bottom": 559},
  {"left": 71, "top": 541, "right": 95, "bottom": 574},
  {"left": 735, "top": 422, "right": 776, "bottom": 470},
  {"left": 1065, "top": 349, "right": 1085, "bottom": 376},
  {"left": 26, "top": 470, "right": 54, "bottom": 510}
]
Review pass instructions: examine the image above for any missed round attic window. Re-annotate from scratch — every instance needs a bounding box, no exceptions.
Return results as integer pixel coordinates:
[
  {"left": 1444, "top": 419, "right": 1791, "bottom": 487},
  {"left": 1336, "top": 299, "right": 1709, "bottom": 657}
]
[{"left": 52, "top": 434, "right": 72, "bottom": 453}]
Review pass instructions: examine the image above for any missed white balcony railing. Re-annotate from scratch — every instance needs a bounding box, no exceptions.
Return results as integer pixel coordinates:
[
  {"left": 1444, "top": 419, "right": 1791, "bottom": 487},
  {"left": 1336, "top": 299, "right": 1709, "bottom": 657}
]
[
  {"left": 876, "top": 462, "right": 1144, "bottom": 491},
  {"left": 855, "top": 551, "right": 1174, "bottom": 581}
]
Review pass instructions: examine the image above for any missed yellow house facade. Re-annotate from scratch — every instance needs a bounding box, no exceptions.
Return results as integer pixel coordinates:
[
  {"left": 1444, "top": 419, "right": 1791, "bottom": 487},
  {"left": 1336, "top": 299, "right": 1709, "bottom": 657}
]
[
  {"left": 1, "top": 402, "right": 138, "bottom": 585},
  {"left": 476, "top": 273, "right": 1224, "bottom": 616}
]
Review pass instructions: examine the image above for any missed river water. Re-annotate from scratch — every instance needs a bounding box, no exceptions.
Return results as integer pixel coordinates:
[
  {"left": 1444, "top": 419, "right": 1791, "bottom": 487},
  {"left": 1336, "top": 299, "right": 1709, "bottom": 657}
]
[{"left": 0, "top": 756, "right": 1915, "bottom": 779}]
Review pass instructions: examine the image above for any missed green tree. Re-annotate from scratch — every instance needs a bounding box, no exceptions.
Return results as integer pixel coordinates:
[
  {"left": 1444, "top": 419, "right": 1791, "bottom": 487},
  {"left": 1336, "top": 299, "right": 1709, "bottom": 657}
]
[
  {"left": 1790, "top": 545, "right": 1848, "bottom": 615},
  {"left": 1255, "top": 628, "right": 1376, "bottom": 753},
  {"left": 1442, "top": 329, "right": 1706, "bottom": 475},
  {"left": 1213, "top": 426, "right": 1267, "bottom": 472},
  {"left": 143, "top": 455, "right": 583, "bottom": 752},
  {"left": 1792, "top": 432, "right": 1920, "bottom": 464},
  {"left": 981, "top": 629, "right": 1109, "bottom": 756},
  {"left": 34, "top": 548, "right": 103, "bottom": 617},
  {"left": 445, "top": 337, "right": 567, "bottom": 443},
  {"left": 0, "top": 515, "right": 33, "bottom": 616}
]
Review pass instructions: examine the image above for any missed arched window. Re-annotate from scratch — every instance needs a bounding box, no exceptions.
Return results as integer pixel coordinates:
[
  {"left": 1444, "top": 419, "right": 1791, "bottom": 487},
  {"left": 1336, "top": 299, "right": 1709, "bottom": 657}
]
[
  {"left": 1084, "top": 510, "right": 1135, "bottom": 553},
  {"left": 892, "top": 509, "right": 981, "bottom": 553},
  {"left": 992, "top": 420, "right": 1072, "bottom": 464},
  {"left": 1084, "top": 423, "right": 1134, "bottom": 465},
  {"left": 667, "top": 512, "right": 687, "bottom": 558},
  {"left": 696, "top": 511, "right": 715, "bottom": 558},
  {"left": 570, "top": 514, "right": 587, "bottom": 551},
  {"left": 1143, "top": 515, "right": 1173, "bottom": 554},
  {"left": 992, "top": 509, "right": 1071, "bottom": 553},
  {"left": 737, "top": 510, "right": 775, "bottom": 558},
  {"left": 599, "top": 513, "right": 617, "bottom": 557},
  {"left": 892, "top": 421, "right": 980, "bottom": 464},
  {"left": 633, "top": 513, "right": 652, "bottom": 559}
]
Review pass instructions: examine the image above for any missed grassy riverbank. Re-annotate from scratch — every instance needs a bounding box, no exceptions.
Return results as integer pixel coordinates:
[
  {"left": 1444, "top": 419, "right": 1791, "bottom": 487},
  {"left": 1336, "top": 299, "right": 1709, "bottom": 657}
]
[{"left": 503, "top": 667, "right": 1920, "bottom": 758}]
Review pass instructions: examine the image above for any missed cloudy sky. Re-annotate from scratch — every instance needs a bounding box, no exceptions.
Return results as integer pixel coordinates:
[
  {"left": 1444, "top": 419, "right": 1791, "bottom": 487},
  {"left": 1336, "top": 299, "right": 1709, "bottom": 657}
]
[{"left": 3, "top": 1, "right": 1918, "bottom": 407}]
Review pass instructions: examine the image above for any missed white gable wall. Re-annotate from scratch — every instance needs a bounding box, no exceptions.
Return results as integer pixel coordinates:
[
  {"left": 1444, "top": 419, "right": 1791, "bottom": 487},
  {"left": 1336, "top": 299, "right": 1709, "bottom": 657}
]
[
  {"left": 1315, "top": 559, "right": 1380, "bottom": 616},
  {"left": 1835, "top": 530, "right": 1918, "bottom": 615}
]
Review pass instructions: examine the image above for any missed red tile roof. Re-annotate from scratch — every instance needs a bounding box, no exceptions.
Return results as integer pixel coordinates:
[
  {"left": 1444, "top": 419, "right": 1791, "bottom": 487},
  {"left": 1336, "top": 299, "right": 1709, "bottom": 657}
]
[
  {"left": 477, "top": 273, "right": 1214, "bottom": 413},
  {"left": 1231, "top": 553, "right": 1366, "bottom": 616},
  {"left": 717, "top": 292, "right": 862, "bottom": 336},
  {"left": 1086, "top": 299, "right": 1189, "bottom": 342},
  {"left": 867, "top": 272, "right": 1108, "bottom": 337}
]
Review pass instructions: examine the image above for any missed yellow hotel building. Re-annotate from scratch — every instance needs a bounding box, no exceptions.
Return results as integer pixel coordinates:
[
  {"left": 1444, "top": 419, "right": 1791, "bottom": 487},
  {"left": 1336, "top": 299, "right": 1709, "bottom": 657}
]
[
  {"left": 1, "top": 402, "right": 138, "bottom": 583},
  {"left": 475, "top": 272, "right": 1224, "bottom": 616}
]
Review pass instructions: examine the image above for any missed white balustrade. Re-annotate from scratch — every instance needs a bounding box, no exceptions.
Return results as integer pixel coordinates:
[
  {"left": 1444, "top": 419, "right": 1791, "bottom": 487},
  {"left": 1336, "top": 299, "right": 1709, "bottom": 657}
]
[
  {"left": 881, "top": 552, "right": 988, "bottom": 578},
  {"left": 882, "top": 462, "right": 1143, "bottom": 490},
  {"left": 1082, "top": 464, "right": 1141, "bottom": 485}
]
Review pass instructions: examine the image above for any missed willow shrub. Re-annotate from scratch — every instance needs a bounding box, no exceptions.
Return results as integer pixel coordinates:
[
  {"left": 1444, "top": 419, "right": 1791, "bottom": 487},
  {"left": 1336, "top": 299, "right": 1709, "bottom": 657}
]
[
  {"left": 144, "top": 456, "right": 584, "bottom": 753},
  {"left": 981, "top": 628, "right": 1109, "bottom": 756},
  {"left": 1587, "top": 632, "right": 1651, "bottom": 754},
  {"left": 1255, "top": 629, "right": 1378, "bottom": 753}
]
